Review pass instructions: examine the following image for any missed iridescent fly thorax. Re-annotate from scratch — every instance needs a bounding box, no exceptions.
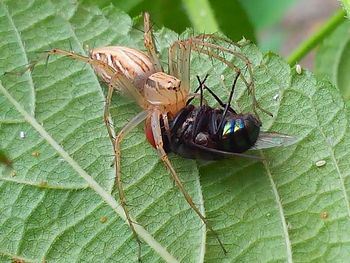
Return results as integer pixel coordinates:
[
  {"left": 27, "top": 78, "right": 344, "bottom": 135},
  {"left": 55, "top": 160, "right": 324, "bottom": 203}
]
[
  {"left": 220, "top": 113, "right": 261, "bottom": 153},
  {"left": 222, "top": 118, "right": 245, "bottom": 138}
]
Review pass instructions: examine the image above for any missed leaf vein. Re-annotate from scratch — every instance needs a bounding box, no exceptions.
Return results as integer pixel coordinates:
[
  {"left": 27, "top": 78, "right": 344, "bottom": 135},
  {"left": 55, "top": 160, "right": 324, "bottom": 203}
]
[
  {"left": 1, "top": 1, "right": 35, "bottom": 116},
  {"left": 262, "top": 154, "right": 293, "bottom": 263}
]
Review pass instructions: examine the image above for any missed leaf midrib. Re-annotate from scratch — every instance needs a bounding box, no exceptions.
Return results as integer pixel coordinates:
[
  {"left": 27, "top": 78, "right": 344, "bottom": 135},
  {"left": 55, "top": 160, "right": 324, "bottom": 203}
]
[{"left": 0, "top": 81, "right": 180, "bottom": 263}]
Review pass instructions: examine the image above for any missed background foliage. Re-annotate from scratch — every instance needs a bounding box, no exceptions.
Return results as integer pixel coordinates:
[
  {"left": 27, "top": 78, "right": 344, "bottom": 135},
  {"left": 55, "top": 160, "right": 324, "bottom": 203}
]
[{"left": 1, "top": 0, "right": 350, "bottom": 262}]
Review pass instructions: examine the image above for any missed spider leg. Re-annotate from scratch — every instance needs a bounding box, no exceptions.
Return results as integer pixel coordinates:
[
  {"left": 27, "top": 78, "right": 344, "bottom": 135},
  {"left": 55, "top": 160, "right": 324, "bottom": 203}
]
[
  {"left": 192, "top": 38, "right": 273, "bottom": 118},
  {"left": 45, "top": 48, "right": 114, "bottom": 77},
  {"left": 168, "top": 40, "right": 191, "bottom": 95},
  {"left": 193, "top": 34, "right": 242, "bottom": 49},
  {"left": 175, "top": 37, "right": 273, "bottom": 118},
  {"left": 168, "top": 42, "right": 178, "bottom": 77},
  {"left": 114, "top": 110, "right": 148, "bottom": 262},
  {"left": 103, "top": 85, "right": 116, "bottom": 144},
  {"left": 143, "top": 12, "right": 163, "bottom": 72},
  {"left": 161, "top": 112, "right": 171, "bottom": 143},
  {"left": 101, "top": 66, "right": 150, "bottom": 150},
  {"left": 46, "top": 48, "right": 148, "bottom": 109},
  {"left": 150, "top": 110, "right": 227, "bottom": 255}
]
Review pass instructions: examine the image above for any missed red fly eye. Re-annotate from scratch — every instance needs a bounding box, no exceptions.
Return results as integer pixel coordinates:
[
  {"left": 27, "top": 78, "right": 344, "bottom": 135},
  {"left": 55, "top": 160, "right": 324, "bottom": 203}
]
[{"left": 145, "top": 118, "right": 156, "bottom": 149}]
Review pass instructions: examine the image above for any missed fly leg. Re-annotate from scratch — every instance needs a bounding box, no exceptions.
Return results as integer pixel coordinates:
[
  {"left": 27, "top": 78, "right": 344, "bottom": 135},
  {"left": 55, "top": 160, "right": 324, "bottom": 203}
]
[
  {"left": 143, "top": 12, "right": 163, "bottom": 72},
  {"left": 114, "top": 110, "right": 148, "bottom": 261},
  {"left": 150, "top": 110, "right": 227, "bottom": 254},
  {"left": 201, "top": 76, "right": 237, "bottom": 113}
]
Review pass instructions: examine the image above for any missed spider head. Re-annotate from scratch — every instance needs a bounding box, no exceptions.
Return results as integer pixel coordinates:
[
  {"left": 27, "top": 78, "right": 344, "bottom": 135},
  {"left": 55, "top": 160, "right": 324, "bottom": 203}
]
[{"left": 145, "top": 72, "right": 188, "bottom": 114}]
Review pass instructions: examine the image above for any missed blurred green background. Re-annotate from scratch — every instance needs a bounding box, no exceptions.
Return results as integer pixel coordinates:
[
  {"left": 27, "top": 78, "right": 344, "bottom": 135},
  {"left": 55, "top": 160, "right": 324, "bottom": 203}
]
[{"left": 81, "top": 0, "right": 339, "bottom": 69}]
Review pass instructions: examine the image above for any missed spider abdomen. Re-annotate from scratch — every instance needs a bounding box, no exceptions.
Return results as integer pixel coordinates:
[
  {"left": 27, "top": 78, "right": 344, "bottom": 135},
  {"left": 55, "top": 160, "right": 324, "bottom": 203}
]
[{"left": 90, "top": 46, "right": 156, "bottom": 90}]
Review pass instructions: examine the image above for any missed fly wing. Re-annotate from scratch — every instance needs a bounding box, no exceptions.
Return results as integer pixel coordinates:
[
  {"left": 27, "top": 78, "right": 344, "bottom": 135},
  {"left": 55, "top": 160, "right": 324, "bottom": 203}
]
[
  {"left": 252, "top": 132, "right": 297, "bottom": 150},
  {"left": 187, "top": 141, "right": 263, "bottom": 160}
]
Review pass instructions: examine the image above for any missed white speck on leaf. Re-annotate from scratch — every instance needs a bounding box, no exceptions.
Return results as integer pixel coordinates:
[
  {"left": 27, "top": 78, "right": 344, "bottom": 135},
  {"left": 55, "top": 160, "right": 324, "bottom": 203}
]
[
  {"left": 316, "top": 160, "right": 326, "bottom": 167},
  {"left": 19, "top": 131, "right": 26, "bottom": 139},
  {"left": 296, "top": 64, "right": 302, "bottom": 74}
]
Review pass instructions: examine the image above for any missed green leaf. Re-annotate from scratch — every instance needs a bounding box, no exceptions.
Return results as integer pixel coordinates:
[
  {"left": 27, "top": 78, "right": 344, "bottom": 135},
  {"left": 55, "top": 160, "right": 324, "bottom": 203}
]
[
  {"left": 0, "top": 2, "right": 200, "bottom": 262},
  {"left": 315, "top": 21, "right": 350, "bottom": 101},
  {"left": 1, "top": 1, "right": 350, "bottom": 263},
  {"left": 199, "top": 59, "right": 350, "bottom": 262}
]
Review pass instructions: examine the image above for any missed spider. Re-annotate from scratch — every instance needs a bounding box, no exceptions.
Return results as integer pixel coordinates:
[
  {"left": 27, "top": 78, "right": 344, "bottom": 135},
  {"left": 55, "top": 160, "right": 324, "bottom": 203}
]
[{"left": 41, "top": 12, "right": 267, "bottom": 258}]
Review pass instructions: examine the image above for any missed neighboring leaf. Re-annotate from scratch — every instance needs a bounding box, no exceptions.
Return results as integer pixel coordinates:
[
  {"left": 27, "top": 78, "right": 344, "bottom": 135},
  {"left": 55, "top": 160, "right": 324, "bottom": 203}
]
[
  {"left": 81, "top": 0, "right": 256, "bottom": 43},
  {"left": 129, "top": 0, "right": 192, "bottom": 35},
  {"left": 1, "top": 1, "right": 350, "bottom": 263},
  {"left": 340, "top": 0, "right": 350, "bottom": 17},
  {"left": 208, "top": 0, "right": 256, "bottom": 42},
  {"left": 238, "top": 0, "right": 297, "bottom": 29},
  {"left": 128, "top": 0, "right": 256, "bottom": 42},
  {"left": 315, "top": 21, "right": 350, "bottom": 101}
]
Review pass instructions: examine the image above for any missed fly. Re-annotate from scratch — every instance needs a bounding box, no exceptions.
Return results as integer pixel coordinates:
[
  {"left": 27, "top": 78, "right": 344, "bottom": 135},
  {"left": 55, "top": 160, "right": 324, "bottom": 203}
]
[{"left": 154, "top": 73, "right": 296, "bottom": 160}]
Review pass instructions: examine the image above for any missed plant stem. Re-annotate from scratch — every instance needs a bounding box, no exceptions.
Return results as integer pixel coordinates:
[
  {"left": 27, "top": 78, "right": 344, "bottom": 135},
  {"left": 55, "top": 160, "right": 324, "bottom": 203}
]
[
  {"left": 182, "top": 0, "right": 219, "bottom": 33},
  {"left": 287, "top": 9, "right": 346, "bottom": 65}
]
